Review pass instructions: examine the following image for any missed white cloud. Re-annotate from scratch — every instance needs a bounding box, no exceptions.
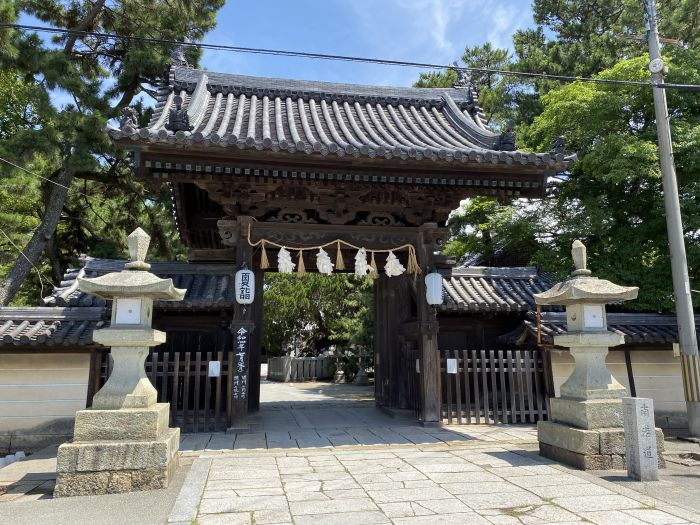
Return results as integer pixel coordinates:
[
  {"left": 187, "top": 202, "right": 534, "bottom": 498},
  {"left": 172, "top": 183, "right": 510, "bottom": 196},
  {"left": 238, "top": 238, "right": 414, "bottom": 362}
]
[{"left": 484, "top": 4, "right": 530, "bottom": 50}]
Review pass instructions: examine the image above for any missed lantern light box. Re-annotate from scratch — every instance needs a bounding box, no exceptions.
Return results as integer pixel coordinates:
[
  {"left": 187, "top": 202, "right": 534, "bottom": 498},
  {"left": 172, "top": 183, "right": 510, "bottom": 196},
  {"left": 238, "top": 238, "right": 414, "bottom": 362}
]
[{"left": 114, "top": 297, "right": 142, "bottom": 325}]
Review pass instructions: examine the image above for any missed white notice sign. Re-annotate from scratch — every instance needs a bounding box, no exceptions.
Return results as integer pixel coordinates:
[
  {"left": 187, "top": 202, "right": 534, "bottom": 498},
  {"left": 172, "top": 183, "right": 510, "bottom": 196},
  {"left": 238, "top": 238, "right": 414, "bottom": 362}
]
[
  {"left": 208, "top": 361, "right": 221, "bottom": 377},
  {"left": 447, "top": 359, "right": 458, "bottom": 374}
]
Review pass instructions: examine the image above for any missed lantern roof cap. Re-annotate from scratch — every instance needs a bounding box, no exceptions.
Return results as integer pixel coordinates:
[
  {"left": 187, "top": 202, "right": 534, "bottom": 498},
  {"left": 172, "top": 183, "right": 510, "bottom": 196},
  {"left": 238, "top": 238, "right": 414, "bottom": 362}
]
[
  {"left": 77, "top": 228, "right": 186, "bottom": 301},
  {"left": 533, "top": 240, "right": 638, "bottom": 306}
]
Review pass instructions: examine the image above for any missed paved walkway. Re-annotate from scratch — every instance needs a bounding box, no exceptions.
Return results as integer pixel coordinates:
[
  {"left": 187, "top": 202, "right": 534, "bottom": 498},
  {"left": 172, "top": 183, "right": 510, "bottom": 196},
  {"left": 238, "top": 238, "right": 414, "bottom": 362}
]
[
  {"left": 180, "top": 379, "right": 538, "bottom": 452},
  {"left": 169, "top": 442, "right": 700, "bottom": 525},
  {"left": 2, "top": 376, "right": 700, "bottom": 525}
]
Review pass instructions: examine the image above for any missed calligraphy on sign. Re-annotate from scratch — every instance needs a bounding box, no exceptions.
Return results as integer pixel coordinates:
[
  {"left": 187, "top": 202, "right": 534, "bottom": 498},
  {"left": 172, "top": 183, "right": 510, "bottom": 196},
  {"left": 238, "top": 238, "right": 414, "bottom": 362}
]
[
  {"left": 231, "top": 324, "right": 250, "bottom": 401},
  {"left": 235, "top": 267, "right": 255, "bottom": 305}
]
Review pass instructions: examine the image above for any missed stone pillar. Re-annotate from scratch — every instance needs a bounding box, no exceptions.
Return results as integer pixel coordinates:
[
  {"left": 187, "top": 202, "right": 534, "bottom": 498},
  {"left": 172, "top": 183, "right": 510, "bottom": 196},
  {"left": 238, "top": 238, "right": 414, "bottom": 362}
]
[
  {"left": 623, "top": 397, "right": 660, "bottom": 481},
  {"left": 536, "top": 241, "right": 664, "bottom": 470},
  {"left": 54, "top": 228, "right": 186, "bottom": 497}
]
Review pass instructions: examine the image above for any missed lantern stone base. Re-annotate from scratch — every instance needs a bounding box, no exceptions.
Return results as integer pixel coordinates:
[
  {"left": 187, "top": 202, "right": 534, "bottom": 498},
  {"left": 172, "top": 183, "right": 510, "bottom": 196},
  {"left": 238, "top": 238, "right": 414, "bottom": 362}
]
[
  {"left": 538, "top": 421, "right": 664, "bottom": 470},
  {"left": 550, "top": 397, "right": 625, "bottom": 429},
  {"left": 53, "top": 410, "right": 179, "bottom": 497}
]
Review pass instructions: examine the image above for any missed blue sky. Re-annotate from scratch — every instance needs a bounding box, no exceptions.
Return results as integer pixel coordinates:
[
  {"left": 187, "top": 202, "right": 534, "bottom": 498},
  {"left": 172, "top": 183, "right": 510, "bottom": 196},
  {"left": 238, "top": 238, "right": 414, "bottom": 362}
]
[{"left": 200, "top": 0, "right": 535, "bottom": 87}]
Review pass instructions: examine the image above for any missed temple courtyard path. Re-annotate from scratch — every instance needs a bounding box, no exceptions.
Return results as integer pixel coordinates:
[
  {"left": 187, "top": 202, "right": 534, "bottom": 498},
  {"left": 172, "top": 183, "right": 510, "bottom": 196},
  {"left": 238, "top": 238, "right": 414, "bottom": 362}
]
[{"left": 1, "top": 378, "right": 700, "bottom": 524}]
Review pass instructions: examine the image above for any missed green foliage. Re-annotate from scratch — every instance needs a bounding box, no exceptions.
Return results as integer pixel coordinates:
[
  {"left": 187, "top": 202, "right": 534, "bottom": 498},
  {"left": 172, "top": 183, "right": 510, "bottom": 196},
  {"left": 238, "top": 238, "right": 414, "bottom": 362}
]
[
  {"left": 443, "top": 197, "right": 539, "bottom": 266},
  {"left": 0, "top": 0, "right": 225, "bottom": 304},
  {"left": 262, "top": 273, "right": 374, "bottom": 357},
  {"left": 416, "top": 1, "right": 700, "bottom": 311}
]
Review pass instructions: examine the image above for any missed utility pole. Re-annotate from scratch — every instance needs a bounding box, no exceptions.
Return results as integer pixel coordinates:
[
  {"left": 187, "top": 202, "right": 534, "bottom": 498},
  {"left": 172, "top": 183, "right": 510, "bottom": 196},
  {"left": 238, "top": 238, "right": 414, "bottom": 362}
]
[{"left": 644, "top": 0, "right": 700, "bottom": 436}]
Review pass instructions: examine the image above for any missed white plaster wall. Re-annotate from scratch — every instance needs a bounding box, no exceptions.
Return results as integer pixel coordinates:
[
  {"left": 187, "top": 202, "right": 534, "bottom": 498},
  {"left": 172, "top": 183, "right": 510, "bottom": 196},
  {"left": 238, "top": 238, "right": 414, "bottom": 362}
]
[
  {"left": 0, "top": 353, "right": 89, "bottom": 451},
  {"left": 550, "top": 348, "right": 686, "bottom": 415}
]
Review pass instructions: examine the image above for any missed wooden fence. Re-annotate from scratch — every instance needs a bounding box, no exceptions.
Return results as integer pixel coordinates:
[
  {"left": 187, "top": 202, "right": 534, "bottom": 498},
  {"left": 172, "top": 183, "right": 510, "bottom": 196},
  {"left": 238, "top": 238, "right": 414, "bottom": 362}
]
[
  {"left": 440, "top": 349, "right": 550, "bottom": 425},
  {"left": 267, "top": 355, "right": 335, "bottom": 382},
  {"left": 94, "top": 349, "right": 233, "bottom": 433}
]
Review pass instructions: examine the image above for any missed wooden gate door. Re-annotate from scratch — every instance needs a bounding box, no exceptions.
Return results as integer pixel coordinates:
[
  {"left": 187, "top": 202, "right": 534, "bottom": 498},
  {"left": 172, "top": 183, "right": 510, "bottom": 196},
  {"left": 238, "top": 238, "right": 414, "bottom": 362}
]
[{"left": 439, "top": 349, "right": 551, "bottom": 424}]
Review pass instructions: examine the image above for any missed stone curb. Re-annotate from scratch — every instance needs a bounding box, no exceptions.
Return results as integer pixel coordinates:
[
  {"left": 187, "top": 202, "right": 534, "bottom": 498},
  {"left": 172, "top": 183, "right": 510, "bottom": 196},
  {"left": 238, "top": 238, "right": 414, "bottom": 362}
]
[{"left": 167, "top": 458, "right": 211, "bottom": 524}]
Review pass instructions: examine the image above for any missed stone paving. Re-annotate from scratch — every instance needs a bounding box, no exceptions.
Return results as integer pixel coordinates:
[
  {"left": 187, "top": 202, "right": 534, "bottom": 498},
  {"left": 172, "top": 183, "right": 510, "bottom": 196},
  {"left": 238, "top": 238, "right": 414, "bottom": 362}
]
[{"left": 169, "top": 442, "right": 700, "bottom": 525}]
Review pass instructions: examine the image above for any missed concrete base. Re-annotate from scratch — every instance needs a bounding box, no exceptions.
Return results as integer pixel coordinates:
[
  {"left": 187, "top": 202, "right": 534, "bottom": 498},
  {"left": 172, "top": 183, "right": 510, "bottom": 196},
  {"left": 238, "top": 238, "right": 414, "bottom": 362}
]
[
  {"left": 54, "top": 419, "right": 180, "bottom": 497},
  {"left": 538, "top": 420, "right": 664, "bottom": 471},
  {"left": 550, "top": 397, "right": 624, "bottom": 429}
]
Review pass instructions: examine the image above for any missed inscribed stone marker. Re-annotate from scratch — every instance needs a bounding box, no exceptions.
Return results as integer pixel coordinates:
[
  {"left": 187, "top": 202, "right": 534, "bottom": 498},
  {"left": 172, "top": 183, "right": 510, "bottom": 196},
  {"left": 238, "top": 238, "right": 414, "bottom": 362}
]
[{"left": 623, "top": 397, "right": 659, "bottom": 481}]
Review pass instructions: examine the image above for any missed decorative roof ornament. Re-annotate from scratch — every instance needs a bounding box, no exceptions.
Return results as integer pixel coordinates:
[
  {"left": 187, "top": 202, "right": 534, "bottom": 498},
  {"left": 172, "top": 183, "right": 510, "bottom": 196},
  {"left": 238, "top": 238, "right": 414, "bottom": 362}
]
[
  {"left": 118, "top": 107, "right": 138, "bottom": 131},
  {"left": 550, "top": 136, "right": 567, "bottom": 155},
  {"left": 497, "top": 121, "right": 517, "bottom": 151},
  {"left": 166, "top": 95, "right": 192, "bottom": 132},
  {"left": 171, "top": 44, "right": 192, "bottom": 68},
  {"left": 451, "top": 61, "right": 471, "bottom": 89}
]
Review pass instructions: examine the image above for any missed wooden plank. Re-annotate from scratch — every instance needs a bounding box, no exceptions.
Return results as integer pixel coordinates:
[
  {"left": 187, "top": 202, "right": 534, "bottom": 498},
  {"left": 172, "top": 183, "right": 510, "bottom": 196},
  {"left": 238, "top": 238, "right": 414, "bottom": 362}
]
[
  {"left": 508, "top": 350, "right": 517, "bottom": 423},
  {"left": 193, "top": 351, "right": 201, "bottom": 433},
  {"left": 533, "top": 350, "right": 545, "bottom": 421},
  {"left": 162, "top": 352, "right": 169, "bottom": 404},
  {"left": 150, "top": 351, "right": 158, "bottom": 389},
  {"left": 480, "top": 350, "right": 490, "bottom": 423},
  {"left": 489, "top": 351, "right": 499, "bottom": 423},
  {"left": 215, "top": 350, "right": 223, "bottom": 431},
  {"left": 624, "top": 349, "right": 637, "bottom": 397},
  {"left": 445, "top": 353, "right": 453, "bottom": 424},
  {"left": 453, "top": 350, "right": 462, "bottom": 425},
  {"left": 183, "top": 352, "right": 191, "bottom": 432},
  {"left": 85, "top": 350, "right": 100, "bottom": 408},
  {"left": 515, "top": 350, "right": 526, "bottom": 423},
  {"left": 497, "top": 350, "right": 508, "bottom": 423},
  {"left": 524, "top": 350, "right": 535, "bottom": 423},
  {"left": 170, "top": 352, "right": 179, "bottom": 427},
  {"left": 463, "top": 350, "right": 471, "bottom": 424},
  {"left": 472, "top": 350, "right": 480, "bottom": 424},
  {"left": 204, "top": 351, "right": 212, "bottom": 431}
]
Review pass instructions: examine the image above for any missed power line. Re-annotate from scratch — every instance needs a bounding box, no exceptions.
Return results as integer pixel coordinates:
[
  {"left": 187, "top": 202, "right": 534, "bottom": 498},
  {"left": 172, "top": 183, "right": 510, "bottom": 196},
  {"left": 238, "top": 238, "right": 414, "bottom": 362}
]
[
  {"left": 0, "top": 156, "right": 90, "bottom": 199},
  {"left": 2, "top": 22, "right": 700, "bottom": 91},
  {"left": 0, "top": 227, "right": 46, "bottom": 300}
]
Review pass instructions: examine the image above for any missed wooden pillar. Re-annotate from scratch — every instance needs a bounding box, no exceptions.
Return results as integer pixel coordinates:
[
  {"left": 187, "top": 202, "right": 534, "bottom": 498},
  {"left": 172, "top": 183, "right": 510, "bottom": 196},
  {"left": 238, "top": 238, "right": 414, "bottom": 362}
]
[
  {"left": 417, "top": 223, "right": 442, "bottom": 425},
  {"left": 248, "top": 268, "right": 264, "bottom": 411},
  {"left": 229, "top": 216, "right": 254, "bottom": 432}
]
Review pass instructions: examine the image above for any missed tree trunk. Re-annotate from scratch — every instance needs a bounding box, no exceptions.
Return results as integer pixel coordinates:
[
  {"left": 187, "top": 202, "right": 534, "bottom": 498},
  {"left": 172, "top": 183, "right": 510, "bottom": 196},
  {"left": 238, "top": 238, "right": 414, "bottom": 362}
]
[{"left": 0, "top": 165, "right": 75, "bottom": 306}]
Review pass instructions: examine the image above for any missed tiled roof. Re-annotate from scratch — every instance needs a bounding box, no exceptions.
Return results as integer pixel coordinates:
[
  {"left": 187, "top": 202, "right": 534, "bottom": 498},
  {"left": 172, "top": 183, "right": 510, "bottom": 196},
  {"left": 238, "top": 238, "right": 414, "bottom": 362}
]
[
  {"left": 107, "top": 65, "right": 576, "bottom": 169},
  {"left": 501, "top": 312, "right": 697, "bottom": 346},
  {"left": 440, "top": 266, "right": 555, "bottom": 313},
  {"left": 0, "top": 307, "right": 107, "bottom": 347},
  {"left": 43, "top": 257, "right": 236, "bottom": 309}
]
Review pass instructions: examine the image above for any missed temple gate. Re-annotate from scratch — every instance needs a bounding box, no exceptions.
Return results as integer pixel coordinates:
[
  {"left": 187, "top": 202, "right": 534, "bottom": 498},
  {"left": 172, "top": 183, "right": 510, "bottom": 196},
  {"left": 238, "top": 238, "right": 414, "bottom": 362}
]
[{"left": 107, "top": 51, "right": 574, "bottom": 429}]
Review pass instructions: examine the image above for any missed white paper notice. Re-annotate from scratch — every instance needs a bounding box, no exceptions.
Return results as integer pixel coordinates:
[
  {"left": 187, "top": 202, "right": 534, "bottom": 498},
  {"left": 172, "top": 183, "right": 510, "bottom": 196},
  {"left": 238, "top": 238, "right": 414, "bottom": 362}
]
[
  {"left": 447, "top": 359, "right": 458, "bottom": 374},
  {"left": 208, "top": 361, "right": 221, "bottom": 377}
]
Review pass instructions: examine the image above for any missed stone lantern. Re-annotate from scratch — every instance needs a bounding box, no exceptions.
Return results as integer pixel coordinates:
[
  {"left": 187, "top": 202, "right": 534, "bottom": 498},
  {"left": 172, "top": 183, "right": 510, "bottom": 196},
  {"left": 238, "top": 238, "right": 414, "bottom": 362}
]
[
  {"left": 54, "top": 228, "right": 186, "bottom": 497},
  {"left": 535, "top": 241, "right": 661, "bottom": 470}
]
